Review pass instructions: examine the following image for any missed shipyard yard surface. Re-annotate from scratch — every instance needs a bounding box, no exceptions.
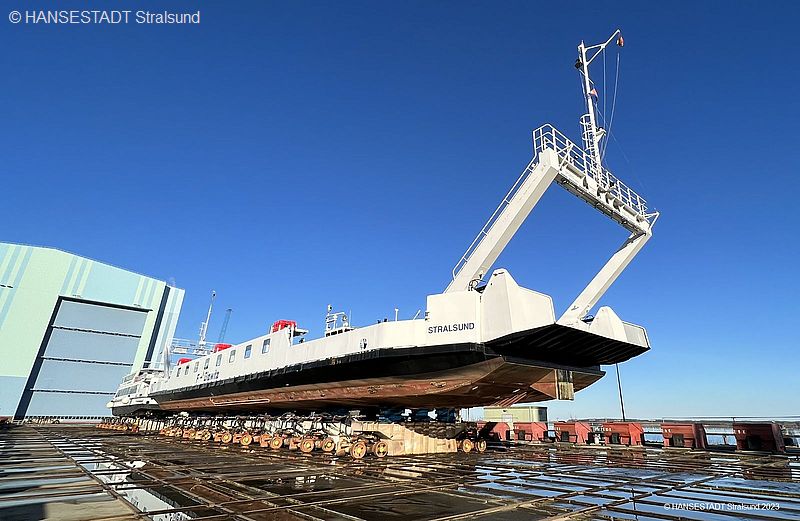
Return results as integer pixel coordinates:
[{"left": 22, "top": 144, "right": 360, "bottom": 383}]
[{"left": 2, "top": 424, "right": 799, "bottom": 521}]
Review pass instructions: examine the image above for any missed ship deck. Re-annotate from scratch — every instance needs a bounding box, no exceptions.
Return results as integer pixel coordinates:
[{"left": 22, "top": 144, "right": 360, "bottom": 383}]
[{"left": 3, "top": 424, "right": 799, "bottom": 521}]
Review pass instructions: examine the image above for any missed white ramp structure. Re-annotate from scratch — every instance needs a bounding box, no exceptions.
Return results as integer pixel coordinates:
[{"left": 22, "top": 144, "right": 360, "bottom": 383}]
[{"left": 447, "top": 29, "right": 658, "bottom": 332}]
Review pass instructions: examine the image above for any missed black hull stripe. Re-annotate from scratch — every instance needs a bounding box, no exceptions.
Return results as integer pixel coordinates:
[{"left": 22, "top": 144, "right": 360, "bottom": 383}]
[{"left": 152, "top": 343, "right": 490, "bottom": 403}]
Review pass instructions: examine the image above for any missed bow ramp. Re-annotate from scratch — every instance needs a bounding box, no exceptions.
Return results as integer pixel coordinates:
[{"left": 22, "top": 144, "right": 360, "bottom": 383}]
[{"left": 445, "top": 122, "right": 658, "bottom": 347}]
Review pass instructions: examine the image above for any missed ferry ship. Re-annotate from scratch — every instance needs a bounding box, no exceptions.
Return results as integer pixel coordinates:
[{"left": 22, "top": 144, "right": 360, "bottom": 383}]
[{"left": 109, "top": 30, "right": 657, "bottom": 418}]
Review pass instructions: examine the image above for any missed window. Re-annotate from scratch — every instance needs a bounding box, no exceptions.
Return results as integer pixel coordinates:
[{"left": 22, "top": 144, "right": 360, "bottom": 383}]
[
  {"left": 244, "top": 345, "right": 252, "bottom": 359},
  {"left": 204, "top": 358, "right": 210, "bottom": 370},
  {"left": 216, "top": 354, "right": 222, "bottom": 367},
  {"left": 262, "top": 338, "right": 270, "bottom": 354},
  {"left": 228, "top": 349, "right": 236, "bottom": 363},
  {"left": 193, "top": 361, "right": 199, "bottom": 373}
]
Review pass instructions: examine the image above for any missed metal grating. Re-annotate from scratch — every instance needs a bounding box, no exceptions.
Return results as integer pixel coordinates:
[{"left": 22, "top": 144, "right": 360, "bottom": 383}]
[{"left": 2, "top": 425, "right": 799, "bottom": 521}]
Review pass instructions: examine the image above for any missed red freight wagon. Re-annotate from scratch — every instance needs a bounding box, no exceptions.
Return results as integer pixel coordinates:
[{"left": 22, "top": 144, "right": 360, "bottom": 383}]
[
  {"left": 662, "top": 422, "right": 707, "bottom": 449},
  {"left": 554, "top": 421, "right": 591, "bottom": 443},
  {"left": 601, "top": 422, "right": 644, "bottom": 446}
]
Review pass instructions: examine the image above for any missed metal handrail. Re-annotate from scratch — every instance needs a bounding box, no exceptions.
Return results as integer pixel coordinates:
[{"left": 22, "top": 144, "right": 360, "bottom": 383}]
[
  {"left": 451, "top": 158, "right": 537, "bottom": 279},
  {"left": 532, "top": 124, "right": 649, "bottom": 217},
  {"left": 169, "top": 338, "right": 214, "bottom": 356},
  {"left": 451, "top": 124, "right": 651, "bottom": 281}
]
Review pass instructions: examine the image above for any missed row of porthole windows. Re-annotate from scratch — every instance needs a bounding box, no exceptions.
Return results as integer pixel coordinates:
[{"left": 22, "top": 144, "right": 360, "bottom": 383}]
[{"left": 176, "top": 338, "right": 271, "bottom": 377}]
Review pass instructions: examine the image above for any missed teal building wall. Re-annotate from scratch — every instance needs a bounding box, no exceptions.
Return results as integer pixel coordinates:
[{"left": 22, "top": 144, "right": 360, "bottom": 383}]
[{"left": 0, "top": 242, "right": 184, "bottom": 418}]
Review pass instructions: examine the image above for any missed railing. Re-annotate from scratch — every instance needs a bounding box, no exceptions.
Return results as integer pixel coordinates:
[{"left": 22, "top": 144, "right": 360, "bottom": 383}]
[
  {"left": 169, "top": 338, "right": 214, "bottom": 356},
  {"left": 451, "top": 158, "right": 538, "bottom": 279},
  {"left": 451, "top": 124, "right": 653, "bottom": 282},
  {"left": 533, "top": 124, "right": 649, "bottom": 217}
]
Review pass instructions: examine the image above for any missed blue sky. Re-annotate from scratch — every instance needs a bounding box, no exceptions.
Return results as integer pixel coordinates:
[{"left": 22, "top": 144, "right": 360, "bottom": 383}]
[{"left": 3, "top": 1, "right": 798, "bottom": 420}]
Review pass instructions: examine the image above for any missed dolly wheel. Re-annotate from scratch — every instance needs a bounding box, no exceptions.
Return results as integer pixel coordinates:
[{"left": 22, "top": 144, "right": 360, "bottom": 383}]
[
  {"left": 221, "top": 432, "right": 233, "bottom": 444},
  {"left": 270, "top": 436, "right": 284, "bottom": 450},
  {"left": 202, "top": 431, "right": 213, "bottom": 442},
  {"left": 476, "top": 439, "right": 487, "bottom": 453},
  {"left": 336, "top": 440, "right": 351, "bottom": 456},
  {"left": 372, "top": 441, "right": 389, "bottom": 458},
  {"left": 174, "top": 429, "right": 183, "bottom": 438},
  {"left": 350, "top": 441, "right": 368, "bottom": 459},
  {"left": 320, "top": 438, "right": 336, "bottom": 453},
  {"left": 460, "top": 439, "right": 474, "bottom": 453},
  {"left": 300, "top": 438, "right": 316, "bottom": 453},
  {"left": 241, "top": 433, "right": 253, "bottom": 446}
]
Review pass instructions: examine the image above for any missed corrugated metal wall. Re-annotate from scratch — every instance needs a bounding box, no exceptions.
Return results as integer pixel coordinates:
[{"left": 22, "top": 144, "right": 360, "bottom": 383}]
[
  {"left": 23, "top": 299, "right": 148, "bottom": 417},
  {"left": 0, "top": 243, "right": 185, "bottom": 419}
]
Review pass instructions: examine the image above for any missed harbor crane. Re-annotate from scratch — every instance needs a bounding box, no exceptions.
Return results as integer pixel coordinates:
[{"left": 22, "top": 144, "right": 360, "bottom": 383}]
[{"left": 217, "top": 308, "right": 233, "bottom": 343}]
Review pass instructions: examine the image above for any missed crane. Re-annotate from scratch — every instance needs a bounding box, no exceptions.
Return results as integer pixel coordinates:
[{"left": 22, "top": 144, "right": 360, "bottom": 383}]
[
  {"left": 217, "top": 308, "right": 233, "bottom": 343},
  {"left": 445, "top": 29, "right": 658, "bottom": 326}
]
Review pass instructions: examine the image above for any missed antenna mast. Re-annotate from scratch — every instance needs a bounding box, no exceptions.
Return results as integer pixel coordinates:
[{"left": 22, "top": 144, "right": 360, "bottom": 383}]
[
  {"left": 576, "top": 29, "right": 623, "bottom": 170},
  {"left": 198, "top": 290, "right": 216, "bottom": 348}
]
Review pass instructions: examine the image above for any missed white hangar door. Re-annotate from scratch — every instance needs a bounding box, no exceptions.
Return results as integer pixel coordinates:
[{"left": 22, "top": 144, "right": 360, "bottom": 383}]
[{"left": 20, "top": 299, "right": 148, "bottom": 418}]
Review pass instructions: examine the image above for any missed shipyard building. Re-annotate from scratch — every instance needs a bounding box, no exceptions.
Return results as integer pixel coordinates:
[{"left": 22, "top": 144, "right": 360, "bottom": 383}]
[{"left": 0, "top": 242, "right": 183, "bottom": 420}]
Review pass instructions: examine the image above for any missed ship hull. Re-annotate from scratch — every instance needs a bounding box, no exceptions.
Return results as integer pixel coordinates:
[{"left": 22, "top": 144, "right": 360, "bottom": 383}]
[{"left": 147, "top": 326, "right": 645, "bottom": 414}]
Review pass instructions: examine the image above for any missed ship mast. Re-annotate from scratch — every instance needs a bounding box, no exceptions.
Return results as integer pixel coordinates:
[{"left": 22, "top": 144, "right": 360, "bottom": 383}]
[
  {"left": 576, "top": 29, "right": 622, "bottom": 171},
  {"left": 198, "top": 290, "right": 216, "bottom": 348}
]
